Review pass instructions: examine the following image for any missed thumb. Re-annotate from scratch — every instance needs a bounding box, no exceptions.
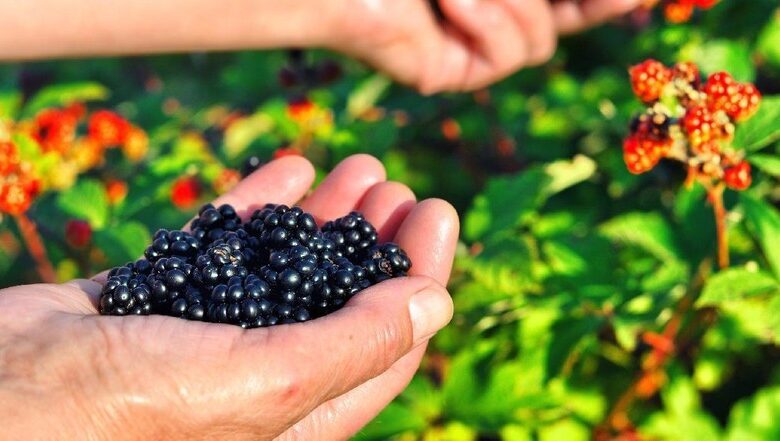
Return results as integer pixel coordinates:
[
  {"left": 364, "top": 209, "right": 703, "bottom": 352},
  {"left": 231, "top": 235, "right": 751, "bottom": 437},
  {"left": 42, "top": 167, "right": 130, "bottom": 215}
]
[{"left": 231, "top": 276, "right": 452, "bottom": 421}]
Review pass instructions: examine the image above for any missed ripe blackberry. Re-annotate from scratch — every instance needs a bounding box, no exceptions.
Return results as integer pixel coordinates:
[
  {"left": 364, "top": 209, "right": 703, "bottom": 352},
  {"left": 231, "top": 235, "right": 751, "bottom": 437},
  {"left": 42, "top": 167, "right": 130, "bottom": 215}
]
[
  {"left": 247, "top": 204, "right": 318, "bottom": 250},
  {"left": 313, "top": 257, "right": 370, "bottom": 314},
  {"left": 362, "top": 243, "right": 412, "bottom": 283},
  {"left": 147, "top": 257, "right": 198, "bottom": 312},
  {"left": 191, "top": 203, "right": 242, "bottom": 245},
  {"left": 260, "top": 245, "right": 326, "bottom": 308},
  {"left": 98, "top": 259, "right": 153, "bottom": 316},
  {"left": 322, "top": 211, "right": 378, "bottom": 258},
  {"left": 169, "top": 285, "right": 208, "bottom": 321},
  {"left": 144, "top": 229, "right": 200, "bottom": 263},
  {"left": 194, "top": 239, "right": 251, "bottom": 287},
  {"left": 206, "top": 274, "right": 274, "bottom": 328}
]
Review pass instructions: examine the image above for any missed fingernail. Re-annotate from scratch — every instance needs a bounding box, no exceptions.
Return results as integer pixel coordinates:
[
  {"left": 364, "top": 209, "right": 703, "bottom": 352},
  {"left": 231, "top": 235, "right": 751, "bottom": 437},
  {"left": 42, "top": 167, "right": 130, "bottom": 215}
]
[{"left": 409, "top": 288, "right": 452, "bottom": 344}]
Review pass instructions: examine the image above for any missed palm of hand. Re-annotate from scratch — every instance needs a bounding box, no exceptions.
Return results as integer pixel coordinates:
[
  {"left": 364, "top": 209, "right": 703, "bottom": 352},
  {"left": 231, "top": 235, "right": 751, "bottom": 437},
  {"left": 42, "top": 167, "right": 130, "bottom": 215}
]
[{"left": 0, "top": 154, "right": 458, "bottom": 440}]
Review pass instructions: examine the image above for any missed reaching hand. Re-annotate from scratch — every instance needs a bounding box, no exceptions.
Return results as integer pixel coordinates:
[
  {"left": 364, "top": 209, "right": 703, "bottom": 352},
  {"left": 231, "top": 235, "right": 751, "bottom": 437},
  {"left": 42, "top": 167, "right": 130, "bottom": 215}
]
[
  {"left": 326, "top": 0, "right": 641, "bottom": 93},
  {"left": 0, "top": 154, "right": 459, "bottom": 440}
]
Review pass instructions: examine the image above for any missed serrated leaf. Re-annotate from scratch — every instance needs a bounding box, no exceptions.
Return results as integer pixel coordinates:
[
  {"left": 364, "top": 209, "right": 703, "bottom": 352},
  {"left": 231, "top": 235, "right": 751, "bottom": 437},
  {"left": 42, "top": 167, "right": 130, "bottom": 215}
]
[
  {"left": 23, "top": 82, "right": 109, "bottom": 117},
  {"left": 734, "top": 96, "right": 780, "bottom": 152},
  {"left": 92, "top": 222, "right": 151, "bottom": 266},
  {"left": 741, "top": 193, "right": 780, "bottom": 278},
  {"left": 600, "top": 212, "right": 682, "bottom": 262},
  {"left": 749, "top": 153, "right": 780, "bottom": 177},
  {"left": 697, "top": 268, "right": 779, "bottom": 307},
  {"left": 57, "top": 179, "right": 109, "bottom": 229}
]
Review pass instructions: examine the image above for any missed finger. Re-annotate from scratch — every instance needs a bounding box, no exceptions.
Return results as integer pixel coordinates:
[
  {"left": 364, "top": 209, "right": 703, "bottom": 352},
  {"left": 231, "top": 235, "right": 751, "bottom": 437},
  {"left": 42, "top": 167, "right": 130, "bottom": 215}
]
[
  {"left": 395, "top": 198, "right": 460, "bottom": 285},
  {"left": 275, "top": 199, "right": 460, "bottom": 438},
  {"left": 435, "top": 0, "right": 538, "bottom": 90},
  {"left": 210, "top": 155, "right": 316, "bottom": 218},
  {"left": 299, "top": 154, "right": 386, "bottom": 222},
  {"left": 553, "top": 0, "right": 642, "bottom": 34},
  {"left": 231, "top": 276, "right": 452, "bottom": 425},
  {"left": 279, "top": 345, "right": 428, "bottom": 441},
  {"left": 357, "top": 181, "right": 417, "bottom": 242},
  {"left": 500, "top": 0, "right": 557, "bottom": 65}
]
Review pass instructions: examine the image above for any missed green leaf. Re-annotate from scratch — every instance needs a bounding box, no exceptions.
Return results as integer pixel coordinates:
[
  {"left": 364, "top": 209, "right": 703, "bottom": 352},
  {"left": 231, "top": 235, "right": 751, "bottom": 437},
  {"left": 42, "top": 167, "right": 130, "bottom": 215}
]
[
  {"left": 352, "top": 402, "right": 426, "bottom": 441},
  {"left": 727, "top": 386, "right": 780, "bottom": 441},
  {"left": 92, "top": 222, "right": 151, "bottom": 266},
  {"left": 464, "top": 156, "right": 595, "bottom": 241},
  {"left": 686, "top": 39, "right": 755, "bottom": 82},
  {"left": 600, "top": 212, "right": 682, "bottom": 262},
  {"left": 757, "top": 12, "right": 780, "bottom": 69},
  {"left": 347, "top": 74, "right": 391, "bottom": 119},
  {"left": 697, "top": 268, "right": 779, "bottom": 307},
  {"left": 545, "top": 316, "right": 603, "bottom": 381},
  {"left": 223, "top": 113, "right": 274, "bottom": 159},
  {"left": 23, "top": 82, "right": 109, "bottom": 117},
  {"left": 0, "top": 90, "right": 22, "bottom": 119},
  {"left": 741, "top": 193, "right": 780, "bottom": 278},
  {"left": 748, "top": 153, "right": 780, "bottom": 177},
  {"left": 57, "top": 179, "right": 109, "bottom": 229},
  {"left": 734, "top": 96, "right": 780, "bottom": 152}
]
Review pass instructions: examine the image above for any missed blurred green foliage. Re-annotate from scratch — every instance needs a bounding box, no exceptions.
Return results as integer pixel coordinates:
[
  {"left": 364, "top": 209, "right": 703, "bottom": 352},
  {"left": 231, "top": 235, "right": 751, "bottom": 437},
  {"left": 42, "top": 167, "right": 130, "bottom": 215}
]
[{"left": 1, "top": 1, "right": 780, "bottom": 439}]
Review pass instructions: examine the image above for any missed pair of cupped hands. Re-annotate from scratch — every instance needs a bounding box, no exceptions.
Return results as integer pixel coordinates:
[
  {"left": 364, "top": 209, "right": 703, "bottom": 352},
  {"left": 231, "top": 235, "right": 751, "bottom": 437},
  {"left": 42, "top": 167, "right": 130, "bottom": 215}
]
[{"left": 0, "top": 155, "right": 458, "bottom": 440}]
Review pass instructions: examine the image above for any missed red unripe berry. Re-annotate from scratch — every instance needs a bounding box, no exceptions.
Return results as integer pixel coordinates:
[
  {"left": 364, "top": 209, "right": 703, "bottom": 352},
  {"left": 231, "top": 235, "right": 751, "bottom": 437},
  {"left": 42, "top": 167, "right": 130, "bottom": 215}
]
[
  {"left": 441, "top": 118, "right": 462, "bottom": 141},
  {"left": 88, "top": 110, "right": 131, "bottom": 147},
  {"left": 0, "top": 174, "right": 39, "bottom": 216},
  {"left": 728, "top": 83, "right": 762, "bottom": 122},
  {"left": 170, "top": 176, "right": 201, "bottom": 210},
  {"left": 33, "top": 108, "right": 79, "bottom": 154},
  {"left": 682, "top": 106, "right": 728, "bottom": 150},
  {"left": 629, "top": 59, "right": 672, "bottom": 103},
  {"left": 623, "top": 135, "right": 660, "bottom": 175},
  {"left": 724, "top": 161, "right": 752, "bottom": 191},
  {"left": 693, "top": 0, "right": 718, "bottom": 8},
  {"left": 703, "top": 72, "right": 738, "bottom": 114},
  {"left": 65, "top": 219, "right": 92, "bottom": 248},
  {"left": 664, "top": 1, "right": 694, "bottom": 23},
  {"left": 0, "top": 141, "right": 20, "bottom": 175},
  {"left": 105, "top": 179, "right": 128, "bottom": 205}
]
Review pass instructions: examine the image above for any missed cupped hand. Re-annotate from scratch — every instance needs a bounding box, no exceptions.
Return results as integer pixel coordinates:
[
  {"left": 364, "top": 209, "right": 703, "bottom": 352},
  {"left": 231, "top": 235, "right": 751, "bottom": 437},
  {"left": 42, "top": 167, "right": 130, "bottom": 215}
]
[
  {"left": 326, "top": 0, "right": 641, "bottom": 93},
  {"left": 0, "top": 154, "right": 459, "bottom": 440}
]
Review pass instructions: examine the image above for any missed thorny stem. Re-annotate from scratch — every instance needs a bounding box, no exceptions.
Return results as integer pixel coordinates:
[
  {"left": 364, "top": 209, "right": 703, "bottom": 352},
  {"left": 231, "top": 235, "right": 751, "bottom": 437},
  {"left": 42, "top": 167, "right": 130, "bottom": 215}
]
[{"left": 14, "top": 213, "right": 56, "bottom": 283}]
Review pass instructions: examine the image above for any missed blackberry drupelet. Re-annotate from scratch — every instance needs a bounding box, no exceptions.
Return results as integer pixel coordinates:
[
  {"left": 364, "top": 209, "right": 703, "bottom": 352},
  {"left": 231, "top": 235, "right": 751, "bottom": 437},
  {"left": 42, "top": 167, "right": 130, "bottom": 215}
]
[
  {"left": 322, "top": 211, "right": 378, "bottom": 258},
  {"left": 190, "top": 203, "right": 242, "bottom": 245},
  {"left": 99, "top": 202, "right": 412, "bottom": 328},
  {"left": 98, "top": 259, "right": 153, "bottom": 316},
  {"left": 362, "top": 243, "right": 412, "bottom": 282}
]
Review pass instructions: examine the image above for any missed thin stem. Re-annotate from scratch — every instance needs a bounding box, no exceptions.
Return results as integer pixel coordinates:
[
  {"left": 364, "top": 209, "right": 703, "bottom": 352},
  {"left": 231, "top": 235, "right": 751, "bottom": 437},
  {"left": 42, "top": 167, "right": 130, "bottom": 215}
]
[
  {"left": 709, "top": 184, "right": 729, "bottom": 269},
  {"left": 14, "top": 213, "right": 56, "bottom": 283}
]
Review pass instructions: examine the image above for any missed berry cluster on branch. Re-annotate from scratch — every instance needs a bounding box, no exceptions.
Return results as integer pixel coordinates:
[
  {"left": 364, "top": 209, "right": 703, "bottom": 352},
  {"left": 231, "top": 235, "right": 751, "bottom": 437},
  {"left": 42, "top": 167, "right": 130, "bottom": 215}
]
[{"left": 625, "top": 59, "right": 761, "bottom": 191}]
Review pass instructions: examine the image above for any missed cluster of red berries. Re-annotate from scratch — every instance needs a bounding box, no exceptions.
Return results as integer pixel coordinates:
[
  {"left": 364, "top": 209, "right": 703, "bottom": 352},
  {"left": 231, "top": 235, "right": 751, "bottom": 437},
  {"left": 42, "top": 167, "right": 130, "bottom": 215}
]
[
  {"left": 0, "top": 141, "right": 40, "bottom": 215},
  {"left": 0, "top": 104, "right": 149, "bottom": 215},
  {"left": 641, "top": 0, "right": 720, "bottom": 23},
  {"left": 625, "top": 59, "right": 761, "bottom": 191},
  {"left": 30, "top": 105, "right": 148, "bottom": 166}
]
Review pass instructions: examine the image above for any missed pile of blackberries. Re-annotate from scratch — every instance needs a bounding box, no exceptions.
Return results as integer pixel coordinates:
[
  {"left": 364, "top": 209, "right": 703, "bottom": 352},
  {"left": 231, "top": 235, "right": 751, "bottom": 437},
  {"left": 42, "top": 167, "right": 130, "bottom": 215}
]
[{"left": 98, "top": 203, "right": 412, "bottom": 328}]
